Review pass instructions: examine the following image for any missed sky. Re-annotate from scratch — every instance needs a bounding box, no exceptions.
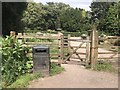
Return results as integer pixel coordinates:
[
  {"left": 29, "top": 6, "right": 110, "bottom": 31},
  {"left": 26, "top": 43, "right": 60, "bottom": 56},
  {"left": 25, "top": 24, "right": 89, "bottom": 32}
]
[{"left": 33, "top": 0, "right": 92, "bottom": 11}]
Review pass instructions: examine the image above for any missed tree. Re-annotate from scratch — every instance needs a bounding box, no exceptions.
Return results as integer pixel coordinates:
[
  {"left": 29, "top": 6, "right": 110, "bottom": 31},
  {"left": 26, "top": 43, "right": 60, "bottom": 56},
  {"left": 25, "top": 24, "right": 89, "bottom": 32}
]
[
  {"left": 104, "top": 3, "right": 119, "bottom": 35},
  {"left": 60, "top": 8, "right": 90, "bottom": 32},
  {"left": 21, "top": 2, "right": 47, "bottom": 31},
  {"left": 90, "top": 2, "right": 112, "bottom": 21},
  {"left": 2, "top": 2, "right": 27, "bottom": 35},
  {"left": 90, "top": 1, "right": 119, "bottom": 35},
  {"left": 21, "top": 2, "right": 90, "bottom": 33},
  {"left": 43, "top": 2, "right": 70, "bottom": 30}
]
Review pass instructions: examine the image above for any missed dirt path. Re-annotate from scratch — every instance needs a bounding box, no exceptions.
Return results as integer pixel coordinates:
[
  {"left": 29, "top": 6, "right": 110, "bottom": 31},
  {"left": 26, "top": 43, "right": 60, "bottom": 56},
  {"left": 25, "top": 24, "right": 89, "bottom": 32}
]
[
  {"left": 28, "top": 64, "right": 118, "bottom": 88},
  {"left": 28, "top": 37, "right": 118, "bottom": 88}
]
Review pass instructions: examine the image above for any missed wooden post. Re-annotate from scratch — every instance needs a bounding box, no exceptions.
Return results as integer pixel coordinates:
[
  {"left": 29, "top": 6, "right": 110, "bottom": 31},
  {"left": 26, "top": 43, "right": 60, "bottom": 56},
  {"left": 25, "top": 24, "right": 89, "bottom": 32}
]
[
  {"left": 86, "top": 36, "right": 90, "bottom": 66},
  {"left": 10, "top": 31, "right": 16, "bottom": 47},
  {"left": 10, "top": 31, "right": 16, "bottom": 40},
  {"left": 23, "top": 33, "right": 26, "bottom": 44},
  {"left": 10, "top": 31, "right": 16, "bottom": 37},
  {"left": 58, "top": 32, "right": 62, "bottom": 65},
  {"left": 90, "top": 27, "right": 98, "bottom": 69},
  {"left": 68, "top": 34, "right": 71, "bottom": 53},
  {"left": 18, "top": 33, "right": 23, "bottom": 44},
  {"left": 60, "top": 33, "right": 64, "bottom": 63},
  {"left": 58, "top": 33, "right": 61, "bottom": 65},
  {"left": 94, "top": 30, "right": 98, "bottom": 66}
]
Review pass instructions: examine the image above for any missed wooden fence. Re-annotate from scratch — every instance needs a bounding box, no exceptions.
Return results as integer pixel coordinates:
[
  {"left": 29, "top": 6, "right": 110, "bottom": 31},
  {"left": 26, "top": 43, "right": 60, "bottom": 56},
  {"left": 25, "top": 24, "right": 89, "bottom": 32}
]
[{"left": 10, "top": 30, "right": 119, "bottom": 69}]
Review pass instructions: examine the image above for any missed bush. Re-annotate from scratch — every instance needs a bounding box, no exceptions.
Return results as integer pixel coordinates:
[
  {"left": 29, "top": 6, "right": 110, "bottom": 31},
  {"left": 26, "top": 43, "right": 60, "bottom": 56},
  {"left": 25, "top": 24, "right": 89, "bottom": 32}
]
[
  {"left": 2, "top": 36, "right": 32, "bottom": 87},
  {"left": 8, "top": 63, "right": 64, "bottom": 88},
  {"left": 1, "top": 36, "right": 64, "bottom": 87}
]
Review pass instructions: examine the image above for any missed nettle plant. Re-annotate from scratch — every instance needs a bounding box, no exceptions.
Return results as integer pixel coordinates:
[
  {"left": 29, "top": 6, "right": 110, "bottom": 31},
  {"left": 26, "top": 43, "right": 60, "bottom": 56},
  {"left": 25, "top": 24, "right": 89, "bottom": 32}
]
[{"left": 1, "top": 36, "right": 33, "bottom": 87}]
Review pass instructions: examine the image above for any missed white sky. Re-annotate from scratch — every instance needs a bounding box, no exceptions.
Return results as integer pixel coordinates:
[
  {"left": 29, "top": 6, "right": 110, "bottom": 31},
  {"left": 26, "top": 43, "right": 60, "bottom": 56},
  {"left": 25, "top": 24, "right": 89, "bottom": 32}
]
[{"left": 33, "top": 0, "right": 92, "bottom": 11}]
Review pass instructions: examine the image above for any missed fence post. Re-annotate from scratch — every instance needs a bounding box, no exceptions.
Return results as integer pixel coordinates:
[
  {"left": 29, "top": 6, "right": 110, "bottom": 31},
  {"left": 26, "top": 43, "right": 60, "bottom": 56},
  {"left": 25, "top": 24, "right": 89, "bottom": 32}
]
[
  {"left": 10, "top": 31, "right": 16, "bottom": 37},
  {"left": 94, "top": 30, "right": 98, "bottom": 66},
  {"left": 68, "top": 34, "right": 71, "bottom": 54},
  {"left": 10, "top": 31, "right": 16, "bottom": 47},
  {"left": 90, "top": 27, "right": 98, "bottom": 69},
  {"left": 18, "top": 33, "right": 23, "bottom": 44},
  {"left": 23, "top": 33, "right": 26, "bottom": 44},
  {"left": 61, "top": 33, "right": 64, "bottom": 63},
  {"left": 58, "top": 32, "right": 61, "bottom": 65},
  {"left": 58, "top": 32, "right": 64, "bottom": 65},
  {"left": 86, "top": 36, "right": 90, "bottom": 66}
]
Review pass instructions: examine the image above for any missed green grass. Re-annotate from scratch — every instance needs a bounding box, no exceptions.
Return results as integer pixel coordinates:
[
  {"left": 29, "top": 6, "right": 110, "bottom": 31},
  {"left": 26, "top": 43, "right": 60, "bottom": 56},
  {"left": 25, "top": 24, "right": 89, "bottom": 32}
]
[
  {"left": 86, "top": 61, "right": 117, "bottom": 73},
  {"left": 50, "top": 49, "right": 58, "bottom": 53},
  {"left": 94, "top": 62, "right": 117, "bottom": 73},
  {"left": 7, "top": 63, "right": 64, "bottom": 88},
  {"left": 95, "top": 63, "right": 113, "bottom": 71},
  {"left": 50, "top": 63, "right": 65, "bottom": 76},
  {"left": 7, "top": 72, "right": 42, "bottom": 88}
]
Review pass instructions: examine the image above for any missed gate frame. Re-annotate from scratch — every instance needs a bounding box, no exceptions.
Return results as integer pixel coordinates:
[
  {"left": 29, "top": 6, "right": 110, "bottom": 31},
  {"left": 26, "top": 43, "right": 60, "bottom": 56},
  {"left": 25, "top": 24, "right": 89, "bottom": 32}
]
[{"left": 59, "top": 27, "right": 98, "bottom": 69}]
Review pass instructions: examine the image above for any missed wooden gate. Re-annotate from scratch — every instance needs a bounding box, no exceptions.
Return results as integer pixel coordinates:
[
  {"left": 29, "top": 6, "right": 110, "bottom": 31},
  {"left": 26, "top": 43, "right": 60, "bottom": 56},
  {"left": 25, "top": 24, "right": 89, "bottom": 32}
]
[
  {"left": 63, "top": 37, "right": 90, "bottom": 63},
  {"left": 59, "top": 28, "right": 99, "bottom": 69}
]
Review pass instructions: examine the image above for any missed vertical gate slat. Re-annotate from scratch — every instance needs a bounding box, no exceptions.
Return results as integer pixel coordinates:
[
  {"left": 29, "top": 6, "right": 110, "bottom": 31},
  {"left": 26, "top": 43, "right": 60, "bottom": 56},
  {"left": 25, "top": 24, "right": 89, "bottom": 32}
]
[{"left": 86, "top": 36, "right": 90, "bottom": 66}]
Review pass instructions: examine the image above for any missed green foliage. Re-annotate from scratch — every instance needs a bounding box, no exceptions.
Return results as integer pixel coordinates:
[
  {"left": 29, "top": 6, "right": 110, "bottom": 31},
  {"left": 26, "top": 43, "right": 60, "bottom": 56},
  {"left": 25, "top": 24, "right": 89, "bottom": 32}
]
[
  {"left": 90, "top": 1, "right": 119, "bottom": 36},
  {"left": 50, "top": 49, "right": 58, "bottom": 54},
  {"left": 2, "top": 36, "right": 64, "bottom": 87},
  {"left": 86, "top": 60, "right": 117, "bottom": 73},
  {"left": 2, "top": 2, "right": 28, "bottom": 35},
  {"left": 0, "top": 37, "right": 2, "bottom": 44},
  {"left": 50, "top": 63, "right": 64, "bottom": 76},
  {"left": 3, "top": 2, "right": 119, "bottom": 36},
  {"left": 21, "top": 2, "right": 47, "bottom": 30},
  {"left": 90, "top": 2, "right": 112, "bottom": 20},
  {"left": 103, "top": 3, "right": 119, "bottom": 35},
  {"left": 60, "top": 8, "right": 90, "bottom": 32},
  {"left": 8, "top": 63, "right": 64, "bottom": 88},
  {"left": 8, "top": 72, "right": 42, "bottom": 88},
  {"left": 43, "top": 2, "right": 70, "bottom": 30},
  {"left": 22, "top": 2, "right": 90, "bottom": 33},
  {"left": 2, "top": 36, "right": 32, "bottom": 87},
  {"left": 94, "top": 61, "right": 116, "bottom": 73}
]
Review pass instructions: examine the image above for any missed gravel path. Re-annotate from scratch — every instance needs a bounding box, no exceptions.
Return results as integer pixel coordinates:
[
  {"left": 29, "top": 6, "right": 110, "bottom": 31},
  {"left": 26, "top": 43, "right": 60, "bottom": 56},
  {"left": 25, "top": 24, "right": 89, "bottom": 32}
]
[{"left": 28, "top": 64, "right": 118, "bottom": 88}]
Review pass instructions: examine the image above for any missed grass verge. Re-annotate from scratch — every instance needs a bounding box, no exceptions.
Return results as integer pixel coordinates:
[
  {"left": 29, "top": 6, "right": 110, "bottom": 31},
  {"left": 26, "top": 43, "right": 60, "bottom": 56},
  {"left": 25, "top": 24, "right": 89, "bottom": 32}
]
[
  {"left": 7, "top": 63, "right": 64, "bottom": 88},
  {"left": 94, "top": 62, "right": 117, "bottom": 73},
  {"left": 86, "top": 61, "right": 117, "bottom": 73},
  {"left": 7, "top": 72, "right": 42, "bottom": 88},
  {"left": 50, "top": 63, "right": 65, "bottom": 76}
]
